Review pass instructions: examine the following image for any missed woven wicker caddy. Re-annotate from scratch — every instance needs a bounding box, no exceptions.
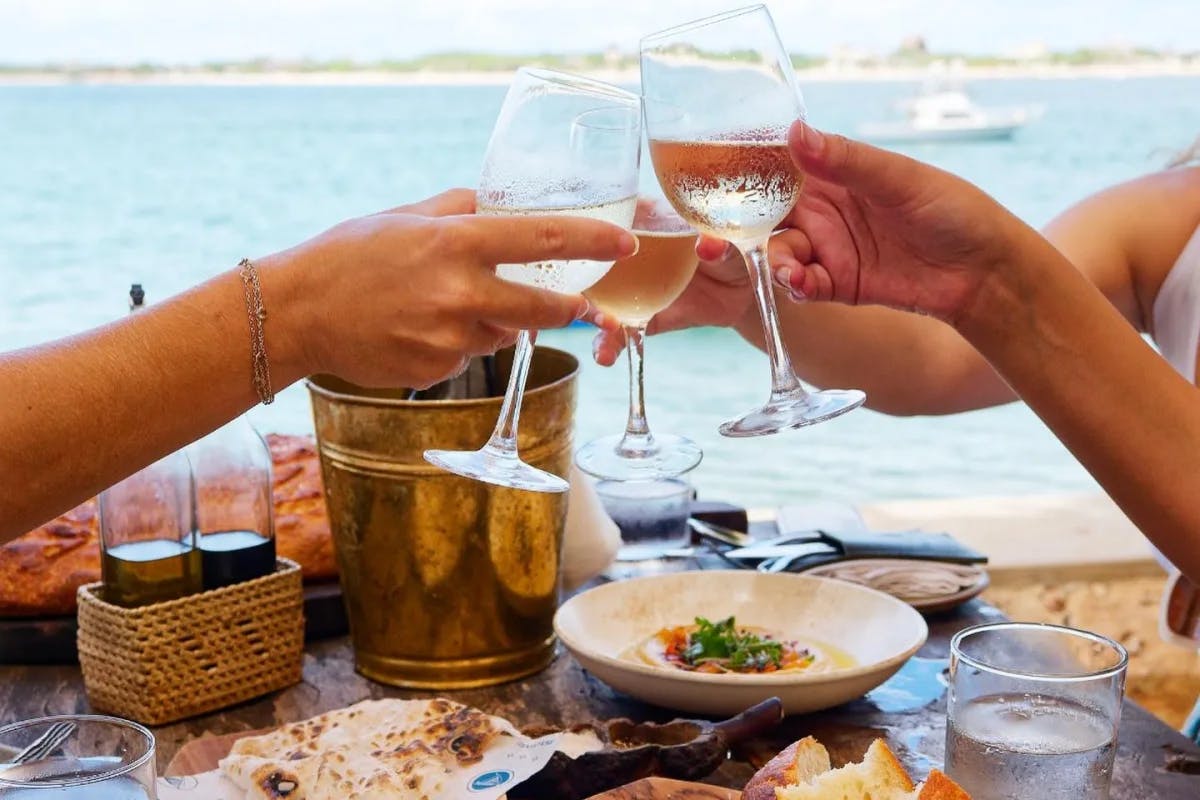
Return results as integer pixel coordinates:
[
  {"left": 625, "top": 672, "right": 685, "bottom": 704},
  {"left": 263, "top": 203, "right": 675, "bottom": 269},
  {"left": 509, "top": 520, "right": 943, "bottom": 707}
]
[{"left": 76, "top": 558, "right": 305, "bottom": 726}]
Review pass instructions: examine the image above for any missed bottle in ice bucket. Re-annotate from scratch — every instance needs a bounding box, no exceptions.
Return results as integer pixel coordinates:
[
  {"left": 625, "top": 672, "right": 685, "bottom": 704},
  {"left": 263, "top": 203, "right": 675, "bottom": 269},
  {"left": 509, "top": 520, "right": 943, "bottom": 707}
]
[
  {"left": 188, "top": 416, "right": 277, "bottom": 590},
  {"left": 99, "top": 449, "right": 202, "bottom": 607}
]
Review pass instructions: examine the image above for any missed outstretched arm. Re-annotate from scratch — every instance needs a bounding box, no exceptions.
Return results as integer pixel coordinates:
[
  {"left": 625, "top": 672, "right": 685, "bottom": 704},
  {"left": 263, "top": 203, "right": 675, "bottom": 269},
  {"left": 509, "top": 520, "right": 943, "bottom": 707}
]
[
  {"left": 597, "top": 164, "right": 1200, "bottom": 417},
  {"left": 780, "top": 123, "right": 1200, "bottom": 582},
  {"left": 743, "top": 166, "right": 1200, "bottom": 414},
  {"left": 0, "top": 190, "right": 635, "bottom": 541}
]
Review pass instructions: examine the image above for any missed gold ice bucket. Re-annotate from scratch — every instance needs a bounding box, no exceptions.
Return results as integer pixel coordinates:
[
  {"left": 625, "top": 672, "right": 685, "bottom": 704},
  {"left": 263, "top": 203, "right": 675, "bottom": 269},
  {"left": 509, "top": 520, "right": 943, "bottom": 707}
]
[{"left": 306, "top": 348, "right": 577, "bottom": 689}]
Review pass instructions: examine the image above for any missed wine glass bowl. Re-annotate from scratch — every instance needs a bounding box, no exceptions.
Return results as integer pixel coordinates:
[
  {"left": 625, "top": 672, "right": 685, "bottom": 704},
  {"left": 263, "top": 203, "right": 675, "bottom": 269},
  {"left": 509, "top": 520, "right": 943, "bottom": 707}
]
[
  {"left": 647, "top": 136, "right": 803, "bottom": 244},
  {"left": 641, "top": 4, "right": 865, "bottom": 437},
  {"left": 424, "top": 67, "right": 641, "bottom": 493}
]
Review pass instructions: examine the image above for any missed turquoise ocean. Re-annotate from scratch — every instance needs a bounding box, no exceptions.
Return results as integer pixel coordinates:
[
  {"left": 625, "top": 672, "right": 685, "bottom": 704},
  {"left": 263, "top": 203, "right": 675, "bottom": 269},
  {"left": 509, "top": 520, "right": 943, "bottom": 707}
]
[{"left": 2, "top": 76, "right": 1198, "bottom": 508}]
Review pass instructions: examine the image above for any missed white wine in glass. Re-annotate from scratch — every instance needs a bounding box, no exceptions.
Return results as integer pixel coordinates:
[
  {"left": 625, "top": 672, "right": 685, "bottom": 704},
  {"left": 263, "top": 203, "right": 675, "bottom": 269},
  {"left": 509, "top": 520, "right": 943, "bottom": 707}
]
[
  {"left": 481, "top": 196, "right": 638, "bottom": 293},
  {"left": 576, "top": 197, "right": 703, "bottom": 481},
  {"left": 424, "top": 68, "right": 641, "bottom": 493},
  {"left": 641, "top": 4, "right": 865, "bottom": 437}
]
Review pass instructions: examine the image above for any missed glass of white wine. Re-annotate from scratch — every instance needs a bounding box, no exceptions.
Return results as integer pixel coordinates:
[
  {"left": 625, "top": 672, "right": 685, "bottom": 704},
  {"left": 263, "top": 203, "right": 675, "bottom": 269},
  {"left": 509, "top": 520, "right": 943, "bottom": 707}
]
[
  {"left": 575, "top": 193, "right": 703, "bottom": 480},
  {"left": 640, "top": 5, "right": 865, "bottom": 437},
  {"left": 424, "top": 67, "right": 641, "bottom": 493}
]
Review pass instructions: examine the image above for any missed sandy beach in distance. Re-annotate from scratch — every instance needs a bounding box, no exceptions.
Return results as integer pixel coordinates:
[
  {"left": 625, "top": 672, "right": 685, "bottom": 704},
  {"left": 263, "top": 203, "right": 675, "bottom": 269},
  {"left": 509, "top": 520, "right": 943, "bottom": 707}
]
[{"left": 3, "top": 60, "right": 1199, "bottom": 87}]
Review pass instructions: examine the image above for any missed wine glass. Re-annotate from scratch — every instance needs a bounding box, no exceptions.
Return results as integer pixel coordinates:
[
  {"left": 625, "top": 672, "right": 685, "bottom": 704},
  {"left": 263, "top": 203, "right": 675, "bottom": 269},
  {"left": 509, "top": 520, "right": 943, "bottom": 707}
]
[
  {"left": 640, "top": 4, "right": 866, "bottom": 437},
  {"left": 575, "top": 193, "right": 703, "bottom": 480},
  {"left": 424, "top": 67, "right": 641, "bottom": 493}
]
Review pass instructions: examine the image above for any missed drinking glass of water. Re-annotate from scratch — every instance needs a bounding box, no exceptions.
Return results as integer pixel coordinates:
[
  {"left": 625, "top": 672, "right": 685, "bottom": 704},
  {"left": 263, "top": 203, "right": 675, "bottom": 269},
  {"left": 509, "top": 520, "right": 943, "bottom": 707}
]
[
  {"left": 0, "top": 715, "right": 156, "bottom": 798},
  {"left": 945, "top": 622, "right": 1128, "bottom": 800},
  {"left": 595, "top": 475, "right": 694, "bottom": 579}
]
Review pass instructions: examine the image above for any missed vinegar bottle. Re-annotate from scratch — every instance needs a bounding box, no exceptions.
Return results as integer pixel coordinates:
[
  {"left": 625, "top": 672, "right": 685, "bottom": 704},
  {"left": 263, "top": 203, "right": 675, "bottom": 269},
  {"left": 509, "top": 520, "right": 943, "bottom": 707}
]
[{"left": 188, "top": 417, "right": 277, "bottom": 589}]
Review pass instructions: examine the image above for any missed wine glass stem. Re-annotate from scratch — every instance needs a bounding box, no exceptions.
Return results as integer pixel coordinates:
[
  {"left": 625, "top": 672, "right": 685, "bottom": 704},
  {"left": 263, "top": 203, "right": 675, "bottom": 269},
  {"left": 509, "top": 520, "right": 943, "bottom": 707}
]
[
  {"left": 484, "top": 329, "right": 535, "bottom": 458},
  {"left": 738, "top": 240, "right": 808, "bottom": 400},
  {"left": 617, "top": 323, "right": 657, "bottom": 457}
]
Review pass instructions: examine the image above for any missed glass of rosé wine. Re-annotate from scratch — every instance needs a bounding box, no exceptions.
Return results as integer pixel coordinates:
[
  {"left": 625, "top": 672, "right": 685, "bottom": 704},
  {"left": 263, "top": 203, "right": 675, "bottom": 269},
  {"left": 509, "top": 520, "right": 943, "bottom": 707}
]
[
  {"left": 575, "top": 193, "right": 703, "bottom": 481},
  {"left": 640, "top": 5, "right": 865, "bottom": 437},
  {"left": 423, "top": 67, "right": 641, "bottom": 493}
]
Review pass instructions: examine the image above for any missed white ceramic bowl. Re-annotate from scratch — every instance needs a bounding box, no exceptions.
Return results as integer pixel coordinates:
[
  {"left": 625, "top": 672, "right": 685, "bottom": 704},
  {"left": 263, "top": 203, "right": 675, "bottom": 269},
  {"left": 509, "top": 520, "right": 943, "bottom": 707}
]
[{"left": 554, "top": 570, "right": 928, "bottom": 716}]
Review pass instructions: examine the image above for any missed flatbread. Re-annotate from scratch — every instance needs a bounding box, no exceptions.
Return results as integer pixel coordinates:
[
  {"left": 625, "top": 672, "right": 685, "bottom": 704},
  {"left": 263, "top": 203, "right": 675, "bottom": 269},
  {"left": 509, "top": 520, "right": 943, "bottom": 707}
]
[{"left": 219, "top": 698, "right": 519, "bottom": 800}]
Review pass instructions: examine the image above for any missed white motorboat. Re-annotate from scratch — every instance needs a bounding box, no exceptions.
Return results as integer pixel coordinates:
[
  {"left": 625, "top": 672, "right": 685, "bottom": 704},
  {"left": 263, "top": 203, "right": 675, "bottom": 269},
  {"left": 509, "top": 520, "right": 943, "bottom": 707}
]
[{"left": 858, "top": 84, "right": 1042, "bottom": 144}]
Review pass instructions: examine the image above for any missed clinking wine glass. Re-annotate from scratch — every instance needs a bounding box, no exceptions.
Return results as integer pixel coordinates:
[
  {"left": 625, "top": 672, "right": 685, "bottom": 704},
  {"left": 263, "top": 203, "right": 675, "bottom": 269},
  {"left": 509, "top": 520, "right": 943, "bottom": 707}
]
[
  {"left": 424, "top": 67, "right": 641, "bottom": 493},
  {"left": 640, "top": 4, "right": 866, "bottom": 437},
  {"left": 575, "top": 196, "right": 703, "bottom": 480}
]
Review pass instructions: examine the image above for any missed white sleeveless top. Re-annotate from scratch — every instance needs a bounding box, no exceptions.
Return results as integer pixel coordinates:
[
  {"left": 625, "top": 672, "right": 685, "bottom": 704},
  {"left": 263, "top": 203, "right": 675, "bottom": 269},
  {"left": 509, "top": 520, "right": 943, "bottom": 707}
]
[
  {"left": 1152, "top": 224, "right": 1200, "bottom": 382},
  {"left": 1148, "top": 224, "right": 1200, "bottom": 579}
]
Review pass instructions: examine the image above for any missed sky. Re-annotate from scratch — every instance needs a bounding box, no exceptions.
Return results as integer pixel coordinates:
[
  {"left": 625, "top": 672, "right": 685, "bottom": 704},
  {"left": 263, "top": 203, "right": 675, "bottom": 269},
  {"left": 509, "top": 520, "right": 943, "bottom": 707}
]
[{"left": 0, "top": 0, "right": 1196, "bottom": 65}]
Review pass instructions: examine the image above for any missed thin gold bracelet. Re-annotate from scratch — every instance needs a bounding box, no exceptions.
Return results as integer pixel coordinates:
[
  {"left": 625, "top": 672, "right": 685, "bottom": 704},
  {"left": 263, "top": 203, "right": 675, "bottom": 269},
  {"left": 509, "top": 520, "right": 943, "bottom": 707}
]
[{"left": 238, "top": 258, "right": 274, "bottom": 405}]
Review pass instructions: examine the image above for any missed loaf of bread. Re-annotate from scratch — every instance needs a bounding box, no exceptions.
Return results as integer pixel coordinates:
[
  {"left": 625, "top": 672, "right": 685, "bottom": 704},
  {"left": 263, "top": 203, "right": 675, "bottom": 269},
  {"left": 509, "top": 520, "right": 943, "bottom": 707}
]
[
  {"left": 266, "top": 434, "right": 336, "bottom": 581},
  {"left": 742, "top": 738, "right": 970, "bottom": 800},
  {"left": 0, "top": 434, "right": 336, "bottom": 617},
  {"left": 741, "top": 737, "right": 833, "bottom": 800}
]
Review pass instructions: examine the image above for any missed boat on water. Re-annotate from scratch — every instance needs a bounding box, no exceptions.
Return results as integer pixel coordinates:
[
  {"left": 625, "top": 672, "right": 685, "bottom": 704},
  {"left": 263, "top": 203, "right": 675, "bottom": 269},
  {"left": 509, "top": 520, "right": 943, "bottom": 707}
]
[{"left": 858, "top": 83, "right": 1043, "bottom": 144}]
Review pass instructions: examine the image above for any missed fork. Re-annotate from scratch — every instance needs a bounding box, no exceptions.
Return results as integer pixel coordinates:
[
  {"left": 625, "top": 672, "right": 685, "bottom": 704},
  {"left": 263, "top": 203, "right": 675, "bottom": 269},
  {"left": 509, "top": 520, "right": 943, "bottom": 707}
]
[{"left": 10, "top": 721, "right": 76, "bottom": 765}]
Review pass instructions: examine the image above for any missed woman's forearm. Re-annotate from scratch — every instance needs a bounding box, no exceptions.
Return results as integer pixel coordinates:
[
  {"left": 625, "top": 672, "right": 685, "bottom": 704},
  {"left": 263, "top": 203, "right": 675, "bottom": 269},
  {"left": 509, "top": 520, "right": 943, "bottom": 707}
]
[
  {"left": 1, "top": 197, "right": 633, "bottom": 544},
  {"left": 0, "top": 256, "right": 311, "bottom": 541},
  {"left": 959, "top": 228, "right": 1200, "bottom": 581}
]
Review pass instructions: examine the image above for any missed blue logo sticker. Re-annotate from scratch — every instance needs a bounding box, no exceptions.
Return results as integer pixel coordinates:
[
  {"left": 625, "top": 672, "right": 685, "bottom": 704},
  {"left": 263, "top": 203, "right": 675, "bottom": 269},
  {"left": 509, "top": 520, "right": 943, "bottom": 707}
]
[{"left": 469, "top": 770, "right": 514, "bottom": 792}]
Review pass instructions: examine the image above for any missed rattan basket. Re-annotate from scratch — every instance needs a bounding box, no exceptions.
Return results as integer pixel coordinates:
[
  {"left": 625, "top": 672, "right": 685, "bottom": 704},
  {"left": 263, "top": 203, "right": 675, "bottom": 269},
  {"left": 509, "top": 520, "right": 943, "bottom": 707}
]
[{"left": 77, "top": 558, "right": 304, "bottom": 725}]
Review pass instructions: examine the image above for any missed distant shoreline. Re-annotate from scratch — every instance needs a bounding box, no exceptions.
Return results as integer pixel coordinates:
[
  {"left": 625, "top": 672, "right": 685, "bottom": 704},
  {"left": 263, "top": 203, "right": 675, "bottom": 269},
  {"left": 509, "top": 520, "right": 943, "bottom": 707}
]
[{"left": 3, "top": 61, "right": 1199, "bottom": 87}]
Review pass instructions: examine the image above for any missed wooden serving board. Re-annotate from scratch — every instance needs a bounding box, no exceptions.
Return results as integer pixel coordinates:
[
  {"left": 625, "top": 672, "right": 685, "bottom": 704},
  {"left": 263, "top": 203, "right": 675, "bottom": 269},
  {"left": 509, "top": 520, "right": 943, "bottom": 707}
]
[
  {"left": 165, "top": 729, "right": 268, "bottom": 777},
  {"left": 165, "top": 733, "right": 739, "bottom": 799},
  {"left": 587, "top": 779, "right": 739, "bottom": 799}
]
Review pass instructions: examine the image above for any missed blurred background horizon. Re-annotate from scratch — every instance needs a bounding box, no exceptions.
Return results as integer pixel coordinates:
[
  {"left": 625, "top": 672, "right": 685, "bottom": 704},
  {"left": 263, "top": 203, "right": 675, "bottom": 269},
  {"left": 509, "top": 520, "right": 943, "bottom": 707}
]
[
  {"left": 1, "top": 0, "right": 1198, "bottom": 68},
  {"left": 2, "top": 2, "right": 1199, "bottom": 508}
]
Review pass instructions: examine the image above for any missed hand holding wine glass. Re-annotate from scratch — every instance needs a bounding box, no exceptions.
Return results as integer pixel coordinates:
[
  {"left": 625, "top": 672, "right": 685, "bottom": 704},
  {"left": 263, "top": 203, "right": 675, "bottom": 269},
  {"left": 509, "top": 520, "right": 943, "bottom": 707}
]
[{"left": 770, "top": 120, "right": 1026, "bottom": 321}]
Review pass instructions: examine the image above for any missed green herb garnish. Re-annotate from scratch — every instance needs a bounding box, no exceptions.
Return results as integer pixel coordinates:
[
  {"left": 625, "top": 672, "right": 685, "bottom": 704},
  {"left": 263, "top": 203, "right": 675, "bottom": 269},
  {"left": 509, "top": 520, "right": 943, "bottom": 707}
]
[{"left": 681, "top": 616, "right": 785, "bottom": 671}]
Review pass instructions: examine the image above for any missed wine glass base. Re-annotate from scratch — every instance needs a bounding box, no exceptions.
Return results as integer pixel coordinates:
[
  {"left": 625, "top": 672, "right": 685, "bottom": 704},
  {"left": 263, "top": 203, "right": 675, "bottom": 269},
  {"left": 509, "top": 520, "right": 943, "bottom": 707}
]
[
  {"left": 423, "top": 448, "right": 569, "bottom": 493},
  {"left": 718, "top": 389, "right": 866, "bottom": 438},
  {"left": 575, "top": 433, "right": 703, "bottom": 481}
]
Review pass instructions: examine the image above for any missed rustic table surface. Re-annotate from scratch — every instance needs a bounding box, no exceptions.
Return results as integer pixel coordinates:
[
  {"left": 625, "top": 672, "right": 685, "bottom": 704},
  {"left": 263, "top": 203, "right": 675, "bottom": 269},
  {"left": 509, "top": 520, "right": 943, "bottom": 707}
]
[{"left": 2, "top": 596, "right": 1198, "bottom": 796}]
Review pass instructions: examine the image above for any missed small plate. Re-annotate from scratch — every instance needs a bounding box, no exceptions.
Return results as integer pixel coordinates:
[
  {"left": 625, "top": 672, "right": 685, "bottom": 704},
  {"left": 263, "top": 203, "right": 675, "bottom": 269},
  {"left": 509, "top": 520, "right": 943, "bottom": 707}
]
[
  {"left": 803, "top": 559, "right": 989, "bottom": 614},
  {"left": 554, "top": 571, "right": 927, "bottom": 716}
]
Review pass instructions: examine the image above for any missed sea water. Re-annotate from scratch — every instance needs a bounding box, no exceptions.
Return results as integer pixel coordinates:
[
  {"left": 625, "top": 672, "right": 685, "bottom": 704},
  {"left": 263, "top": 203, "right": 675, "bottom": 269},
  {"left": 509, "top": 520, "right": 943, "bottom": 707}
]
[{"left": 2, "top": 78, "right": 1199, "bottom": 507}]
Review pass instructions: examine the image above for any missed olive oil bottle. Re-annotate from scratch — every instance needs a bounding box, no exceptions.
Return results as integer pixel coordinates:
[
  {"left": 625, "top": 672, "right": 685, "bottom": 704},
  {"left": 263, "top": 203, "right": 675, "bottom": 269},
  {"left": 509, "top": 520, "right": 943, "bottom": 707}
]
[
  {"left": 102, "top": 536, "right": 202, "bottom": 608},
  {"left": 98, "top": 284, "right": 202, "bottom": 607},
  {"left": 98, "top": 449, "right": 202, "bottom": 608}
]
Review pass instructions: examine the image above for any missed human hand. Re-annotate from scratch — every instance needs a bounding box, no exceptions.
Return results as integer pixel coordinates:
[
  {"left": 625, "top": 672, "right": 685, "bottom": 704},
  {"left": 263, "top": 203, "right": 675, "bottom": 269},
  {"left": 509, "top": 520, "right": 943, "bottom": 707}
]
[
  {"left": 770, "top": 122, "right": 1039, "bottom": 324},
  {"left": 262, "top": 188, "right": 637, "bottom": 388}
]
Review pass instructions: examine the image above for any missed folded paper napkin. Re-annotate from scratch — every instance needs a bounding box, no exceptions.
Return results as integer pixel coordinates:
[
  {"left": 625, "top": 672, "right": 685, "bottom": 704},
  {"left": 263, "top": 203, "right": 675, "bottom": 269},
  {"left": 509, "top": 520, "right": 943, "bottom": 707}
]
[{"left": 562, "top": 466, "right": 622, "bottom": 590}]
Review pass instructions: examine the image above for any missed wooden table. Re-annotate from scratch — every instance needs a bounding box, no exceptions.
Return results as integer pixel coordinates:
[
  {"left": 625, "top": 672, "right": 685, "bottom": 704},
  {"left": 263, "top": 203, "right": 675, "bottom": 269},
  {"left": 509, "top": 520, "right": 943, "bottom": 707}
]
[{"left": 2, "top": 598, "right": 1198, "bottom": 796}]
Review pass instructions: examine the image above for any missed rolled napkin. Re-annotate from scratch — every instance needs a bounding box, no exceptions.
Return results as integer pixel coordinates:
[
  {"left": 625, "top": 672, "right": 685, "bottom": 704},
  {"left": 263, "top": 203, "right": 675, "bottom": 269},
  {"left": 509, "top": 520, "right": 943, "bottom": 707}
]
[
  {"left": 810, "top": 560, "right": 983, "bottom": 604},
  {"left": 561, "top": 466, "right": 621, "bottom": 590}
]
